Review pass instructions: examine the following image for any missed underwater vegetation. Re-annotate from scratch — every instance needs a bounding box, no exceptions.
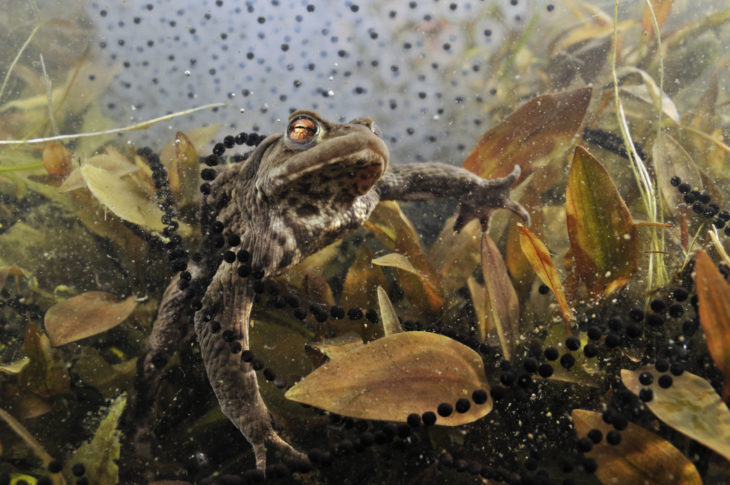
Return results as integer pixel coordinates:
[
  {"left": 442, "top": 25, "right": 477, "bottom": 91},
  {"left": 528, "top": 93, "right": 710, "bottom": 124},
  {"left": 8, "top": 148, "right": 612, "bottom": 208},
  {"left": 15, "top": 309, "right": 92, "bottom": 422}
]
[{"left": 0, "top": 0, "right": 730, "bottom": 484}]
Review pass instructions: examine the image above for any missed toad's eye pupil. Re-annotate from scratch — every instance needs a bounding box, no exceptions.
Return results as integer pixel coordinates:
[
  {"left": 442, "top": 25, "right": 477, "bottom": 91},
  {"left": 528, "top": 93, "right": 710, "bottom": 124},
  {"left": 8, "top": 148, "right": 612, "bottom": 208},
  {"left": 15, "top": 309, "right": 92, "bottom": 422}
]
[{"left": 288, "top": 118, "right": 317, "bottom": 142}]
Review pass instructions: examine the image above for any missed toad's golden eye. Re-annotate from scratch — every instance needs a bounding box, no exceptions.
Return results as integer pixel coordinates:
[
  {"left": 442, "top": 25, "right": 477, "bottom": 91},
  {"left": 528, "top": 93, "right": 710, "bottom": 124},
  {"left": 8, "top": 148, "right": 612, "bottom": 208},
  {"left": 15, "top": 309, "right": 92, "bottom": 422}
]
[{"left": 287, "top": 117, "right": 318, "bottom": 143}]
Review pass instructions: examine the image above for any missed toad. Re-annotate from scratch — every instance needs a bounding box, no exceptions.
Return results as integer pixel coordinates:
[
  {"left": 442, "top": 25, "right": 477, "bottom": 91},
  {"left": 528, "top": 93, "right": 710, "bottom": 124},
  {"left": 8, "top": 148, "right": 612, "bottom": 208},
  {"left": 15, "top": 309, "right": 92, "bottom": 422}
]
[{"left": 136, "top": 110, "right": 528, "bottom": 471}]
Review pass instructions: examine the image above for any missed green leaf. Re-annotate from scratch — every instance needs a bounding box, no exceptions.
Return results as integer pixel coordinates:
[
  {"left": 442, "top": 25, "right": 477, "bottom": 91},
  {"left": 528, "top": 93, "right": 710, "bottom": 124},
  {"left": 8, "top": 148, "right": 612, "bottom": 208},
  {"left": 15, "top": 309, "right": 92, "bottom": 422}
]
[
  {"left": 73, "top": 394, "right": 127, "bottom": 485},
  {"left": 286, "top": 331, "right": 491, "bottom": 425},
  {"left": 0, "top": 356, "right": 30, "bottom": 375},
  {"left": 565, "top": 146, "right": 637, "bottom": 296},
  {"left": 80, "top": 164, "right": 191, "bottom": 236}
]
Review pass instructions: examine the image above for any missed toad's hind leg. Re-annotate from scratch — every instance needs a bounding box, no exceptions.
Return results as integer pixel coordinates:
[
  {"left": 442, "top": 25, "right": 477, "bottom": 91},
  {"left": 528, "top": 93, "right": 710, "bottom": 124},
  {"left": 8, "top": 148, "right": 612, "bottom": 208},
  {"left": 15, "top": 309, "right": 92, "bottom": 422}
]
[
  {"left": 134, "top": 271, "right": 197, "bottom": 460},
  {"left": 195, "top": 265, "right": 305, "bottom": 470}
]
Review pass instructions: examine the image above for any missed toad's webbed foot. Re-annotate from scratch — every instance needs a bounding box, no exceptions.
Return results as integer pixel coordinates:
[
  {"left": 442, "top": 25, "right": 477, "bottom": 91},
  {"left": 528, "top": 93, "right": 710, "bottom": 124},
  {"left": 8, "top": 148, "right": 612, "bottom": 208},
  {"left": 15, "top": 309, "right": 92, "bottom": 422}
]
[
  {"left": 453, "top": 165, "right": 529, "bottom": 232},
  {"left": 195, "top": 265, "right": 305, "bottom": 471}
]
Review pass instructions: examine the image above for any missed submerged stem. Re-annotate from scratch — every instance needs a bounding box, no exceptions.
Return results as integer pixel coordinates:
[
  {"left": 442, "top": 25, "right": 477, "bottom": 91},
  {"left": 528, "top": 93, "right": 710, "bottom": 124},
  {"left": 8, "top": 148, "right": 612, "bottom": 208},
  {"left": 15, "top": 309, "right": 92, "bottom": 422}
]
[{"left": 612, "top": 0, "right": 665, "bottom": 291}]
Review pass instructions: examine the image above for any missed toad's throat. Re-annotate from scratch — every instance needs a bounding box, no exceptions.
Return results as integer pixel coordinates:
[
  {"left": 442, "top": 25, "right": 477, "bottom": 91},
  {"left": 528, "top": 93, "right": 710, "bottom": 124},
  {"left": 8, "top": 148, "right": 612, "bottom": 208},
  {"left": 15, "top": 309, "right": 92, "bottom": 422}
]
[{"left": 271, "top": 148, "right": 386, "bottom": 197}]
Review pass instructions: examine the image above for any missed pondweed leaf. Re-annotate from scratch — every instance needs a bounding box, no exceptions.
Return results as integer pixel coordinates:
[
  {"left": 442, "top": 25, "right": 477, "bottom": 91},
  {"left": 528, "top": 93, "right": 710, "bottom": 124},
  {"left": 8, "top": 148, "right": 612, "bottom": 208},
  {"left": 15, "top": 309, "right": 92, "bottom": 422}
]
[
  {"left": 686, "top": 73, "right": 719, "bottom": 158},
  {"left": 463, "top": 87, "right": 591, "bottom": 179},
  {"left": 72, "top": 347, "right": 137, "bottom": 399},
  {"left": 619, "top": 67, "right": 680, "bottom": 123},
  {"left": 286, "top": 331, "right": 491, "bottom": 425},
  {"left": 0, "top": 265, "right": 27, "bottom": 291},
  {"left": 547, "top": 35, "right": 611, "bottom": 89},
  {"left": 76, "top": 103, "right": 117, "bottom": 158},
  {"left": 505, "top": 206, "right": 538, "bottom": 298},
  {"left": 641, "top": 0, "right": 673, "bottom": 41},
  {"left": 19, "top": 322, "right": 70, "bottom": 398},
  {"left": 366, "top": 201, "right": 423, "bottom": 257},
  {"left": 565, "top": 146, "right": 637, "bottom": 296},
  {"left": 59, "top": 147, "right": 139, "bottom": 193},
  {"left": 73, "top": 394, "right": 126, "bottom": 485},
  {"left": 0, "top": 356, "right": 30, "bottom": 375},
  {"left": 622, "top": 367, "right": 730, "bottom": 462},
  {"left": 340, "top": 245, "right": 387, "bottom": 323},
  {"left": 305, "top": 334, "right": 365, "bottom": 366},
  {"left": 517, "top": 223, "right": 572, "bottom": 332},
  {"left": 654, "top": 135, "right": 703, "bottom": 216},
  {"left": 377, "top": 286, "right": 402, "bottom": 336},
  {"left": 695, "top": 249, "right": 730, "bottom": 400},
  {"left": 427, "top": 217, "right": 480, "bottom": 297},
  {"left": 2, "top": 384, "right": 52, "bottom": 419},
  {"left": 41, "top": 142, "right": 73, "bottom": 177},
  {"left": 79, "top": 164, "right": 191, "bottom": 236},
  {"left": 372, "top": 253, "right": 443, "bottom": 314},
  {"left": 571, "top": 409, "right": 701, "bottom": 485},
  {"left": 44, "top": 291, "right": 137, "bottom": 347},
  {"left": 159, "top": 125, "right": 220, "bottom": 205},
  {"left": 281, "top": 268, "right": 335, "bottom": 307},
  {"left": 478, "top": 232, "right": 519, "bottom": 360},
  {"left": 367, "top": 201, "right": 444, "bottom": 314}
]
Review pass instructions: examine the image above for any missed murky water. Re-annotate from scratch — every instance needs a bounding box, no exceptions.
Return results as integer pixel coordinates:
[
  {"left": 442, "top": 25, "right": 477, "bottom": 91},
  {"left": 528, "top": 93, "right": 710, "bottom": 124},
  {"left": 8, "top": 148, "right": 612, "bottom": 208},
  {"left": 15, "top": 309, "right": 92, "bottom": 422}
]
[{"left": 1, "top": 1, "right": 729, "bottom": 484}]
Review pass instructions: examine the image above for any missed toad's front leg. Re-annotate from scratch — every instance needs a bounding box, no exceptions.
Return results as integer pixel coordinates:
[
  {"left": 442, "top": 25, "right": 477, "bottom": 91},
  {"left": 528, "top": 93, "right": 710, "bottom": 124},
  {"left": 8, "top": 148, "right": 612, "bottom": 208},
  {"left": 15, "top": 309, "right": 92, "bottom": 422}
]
[
  {"left": 195, "top": 263, "right": 304, "bottom": 470},
  {"left": 376, "top": 163, "right": 528, "bottom": 231}
]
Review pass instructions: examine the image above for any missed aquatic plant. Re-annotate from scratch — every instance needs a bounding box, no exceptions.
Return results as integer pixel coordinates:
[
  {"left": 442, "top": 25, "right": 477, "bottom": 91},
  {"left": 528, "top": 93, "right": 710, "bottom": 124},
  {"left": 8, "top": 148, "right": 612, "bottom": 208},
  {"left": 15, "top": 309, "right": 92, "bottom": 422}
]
[{"left": 0, "top": 1, "right": 729, "bottom": 484}]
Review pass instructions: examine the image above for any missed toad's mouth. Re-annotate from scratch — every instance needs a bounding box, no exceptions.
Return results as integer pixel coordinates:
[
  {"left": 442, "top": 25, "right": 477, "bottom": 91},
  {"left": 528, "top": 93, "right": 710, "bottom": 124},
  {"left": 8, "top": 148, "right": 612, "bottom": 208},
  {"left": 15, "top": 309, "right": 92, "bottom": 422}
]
[{"left": 268, "top": 131, "right": 389, "bottom": 199}]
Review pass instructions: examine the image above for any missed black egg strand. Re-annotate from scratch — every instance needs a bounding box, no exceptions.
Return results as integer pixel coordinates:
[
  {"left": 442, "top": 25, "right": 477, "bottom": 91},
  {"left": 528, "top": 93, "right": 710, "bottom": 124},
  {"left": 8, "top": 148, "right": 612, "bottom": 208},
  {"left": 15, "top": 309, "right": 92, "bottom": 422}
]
[{"left": 671, "top": 176, "right": 730, "bottom": 235}]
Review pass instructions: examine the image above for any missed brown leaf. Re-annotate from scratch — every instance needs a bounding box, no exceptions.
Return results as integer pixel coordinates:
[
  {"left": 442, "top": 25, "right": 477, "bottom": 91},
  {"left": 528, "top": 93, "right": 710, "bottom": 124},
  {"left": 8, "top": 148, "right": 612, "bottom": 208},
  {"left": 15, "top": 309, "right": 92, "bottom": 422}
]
[
  {"left": 19, "top": 322, "right": 70, "bottom": 398},
  {"left": 44, "top": 291, "right": 138, "bottom": 347},
  {"left": 372, "top": 253, "right": 444, "bottom": 314},
  {"left": 42, "top": 142, "right": 73, "bottom": 177},
  {"left": 565, "top": 146, "right": 638, "bottom": 296},
  {"left": 427, "top": 217, "right": 481, "bottom": 297},
  {"left": 463, "top": 87, "right": 591, "bottom": 179},
  {"left": 6, "top": 387, "right": 52, "bottom": 419},
  {"left": 572, "top": 409, "right": 701, "bottom": 485},
  {"left": 479, "top": 233, "right": 519, "bottom": 360},
  {"left": 695, "top": 249, "right": 730, "bottom": 400},
  {"left": 340, "top": 245, "right": 387, "bottom": 318},
  {"left": 159, "top": 125, "right": 220, "bottom": 204},
  {"left": 366, "top": 201, "right": 444, "bottom": 314},
  {"left": 286, "top": 331, "right": 491, "bottom": 425},
  {"left": 505, "top": 216, "right": 535, "bottom": 298},
  {"left": 517, "top": 224, "right": 572, "bottom": 332},
  {"left": 642, "top": 0, "right": 673, "bottom": 41},
  {"left": 547, "top": 36, "right": 611, "bottom": 89},
  {"left": 305, "top": 334, "right": 365, "bottom": 366},
  {"left": 0, "top": 265, "right": 26, "bottom": 291},
  {"left": 622, "top": 367, "right": 730, "bottom": 462}
]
